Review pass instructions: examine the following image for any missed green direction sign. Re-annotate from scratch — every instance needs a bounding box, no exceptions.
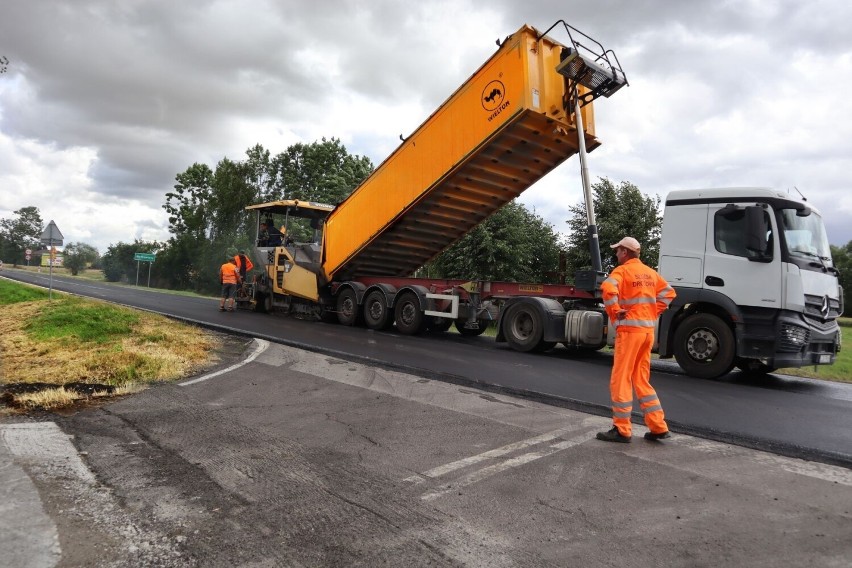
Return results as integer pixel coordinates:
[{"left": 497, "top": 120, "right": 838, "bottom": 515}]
[{"left": 134, "top": 252, "right": 156, "bottom": 262}]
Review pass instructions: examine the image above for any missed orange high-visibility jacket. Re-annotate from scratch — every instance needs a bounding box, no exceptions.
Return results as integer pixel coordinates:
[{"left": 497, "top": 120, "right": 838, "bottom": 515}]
[
  {"left": 601, "top": 258, "right": 676, "bottom": 331},
  {"left": 234, "top": 254, "right": 254, "bottom": 274},
  {"left": 219, "top": 262, "right": 240, "bottom": 285}
]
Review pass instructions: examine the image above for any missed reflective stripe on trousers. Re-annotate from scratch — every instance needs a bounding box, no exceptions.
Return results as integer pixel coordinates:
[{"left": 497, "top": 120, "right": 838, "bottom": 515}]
[{"left": 610, "top": 329, "right": 668, "bottom": 437}]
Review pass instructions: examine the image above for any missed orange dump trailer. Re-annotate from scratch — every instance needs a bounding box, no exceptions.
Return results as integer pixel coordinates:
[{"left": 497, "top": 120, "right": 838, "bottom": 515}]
[
  {"left": 321, "top": 24, "right": 599, "bottom": 282},
  {"left": 245, "top": 21, "right": 628, "bottom": 353}
]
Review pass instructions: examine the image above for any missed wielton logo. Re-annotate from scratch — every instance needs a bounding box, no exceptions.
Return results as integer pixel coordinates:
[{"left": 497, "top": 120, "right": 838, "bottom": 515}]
[
  {"left": 482, "top": 80, "right": 505, "bottom": 110},
  {"left": 482, "top": 80, "right": 510, "bottom": 122}
]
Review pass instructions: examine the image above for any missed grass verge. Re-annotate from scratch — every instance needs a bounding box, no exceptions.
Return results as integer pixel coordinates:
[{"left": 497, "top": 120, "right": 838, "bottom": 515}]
[{"left": 0, "top": 279, "right": 221, "bottom": 411}]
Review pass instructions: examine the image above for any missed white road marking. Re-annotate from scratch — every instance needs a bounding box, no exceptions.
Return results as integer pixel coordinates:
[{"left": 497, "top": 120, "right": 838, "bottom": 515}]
[
  {"left": 180, "top": 338, "right": 269, "bottom": 386},
  {"left": 670, "top": 435, "right": 852, "bottom": 486},
  {"left": 420, "top": 430, "right": 593, "bottom": 502},
  {"left": 405, "top": 417, "right": 601, "bottom": 484}
]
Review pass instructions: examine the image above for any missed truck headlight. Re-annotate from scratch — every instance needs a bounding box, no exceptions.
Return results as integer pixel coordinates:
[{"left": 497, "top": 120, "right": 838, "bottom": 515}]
[{"left": 779, "top": 323, "right": 809, "bottom": 352}]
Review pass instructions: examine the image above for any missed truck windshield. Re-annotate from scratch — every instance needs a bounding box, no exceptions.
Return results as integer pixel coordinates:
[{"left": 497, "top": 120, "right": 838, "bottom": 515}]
[{"left": 779, "top": 208, "right": 832, "bottom": 262}]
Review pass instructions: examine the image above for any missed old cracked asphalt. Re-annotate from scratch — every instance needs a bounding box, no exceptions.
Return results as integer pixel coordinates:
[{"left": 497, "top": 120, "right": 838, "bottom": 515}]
[{"left": 2, "top": 338, "right": 851, "bottom": 567}]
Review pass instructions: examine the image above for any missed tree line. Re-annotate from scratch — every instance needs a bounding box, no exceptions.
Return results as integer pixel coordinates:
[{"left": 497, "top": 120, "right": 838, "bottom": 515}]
[{"left": 2, "top": 137, "right": 849, "bottom": 313}]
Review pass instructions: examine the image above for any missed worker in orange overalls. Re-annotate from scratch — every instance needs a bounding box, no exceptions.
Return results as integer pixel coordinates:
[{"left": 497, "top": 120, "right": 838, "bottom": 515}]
[
  {"left": 219, "top": 257, "right": 242, "bottom": 312},
  {"left": 596, "top": 236, "right": 676, "bottom": 443},
  {"left": 233, "top": 250, "right": 254, "bottom": 304},
  {"left": 234, "top": 250, "right": 254, "bottom": 280}
]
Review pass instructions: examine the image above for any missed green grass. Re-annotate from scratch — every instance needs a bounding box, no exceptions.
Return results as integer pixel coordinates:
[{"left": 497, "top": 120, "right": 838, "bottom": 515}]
[
  {"left": 7, "top": 266, "right": 215, "bottom": 299},
  {"left": 25, "top": 298, "right": 139, "bottom": 344},
  {"left": 0, "top": 279, "right": 50, "bottom": 304}
]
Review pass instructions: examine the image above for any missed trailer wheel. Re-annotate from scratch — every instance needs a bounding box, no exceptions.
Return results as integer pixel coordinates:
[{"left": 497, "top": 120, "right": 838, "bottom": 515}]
[
  {"left": 673, "top": 313, "right": 735, "bottom": 379},
  {"left": 394, "top": 292, "right": 424, "bottom": 335},
  {"left": 454, "top": 319, "right": 489, "bottom": 336},
  {"left": 502, "top": 302, "right": 544, "bottom": 352},
  {"left": 363, "top": 290, "right": 393, "bottom": 330},
  {"left": 336, "top": 288, "right": 361, "bottom": 326}
]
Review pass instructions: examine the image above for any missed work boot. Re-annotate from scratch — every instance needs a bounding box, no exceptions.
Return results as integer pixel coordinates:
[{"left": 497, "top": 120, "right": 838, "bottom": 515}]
[
  {"left": 596, "top": 427, "right": 631, "bottom": 443},
  {"left": 644, "top": 430, "right": 671, "bottom": 441},
  {"left": 219, "top": 306, "right": 225, "bottom": 312}
]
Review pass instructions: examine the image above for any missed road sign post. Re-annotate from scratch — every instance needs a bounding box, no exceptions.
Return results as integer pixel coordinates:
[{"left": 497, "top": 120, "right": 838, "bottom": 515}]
[
  {"left": 39, "top": 221, "right": 64, "bottom": 300},
  {"left": 133, "top": 252, "right": 156, "bottom": 287}
]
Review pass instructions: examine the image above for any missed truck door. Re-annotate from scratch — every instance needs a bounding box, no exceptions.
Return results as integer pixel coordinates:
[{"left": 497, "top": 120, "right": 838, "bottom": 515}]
[{"left": 702, "top": 204, "right": 782, "bottom": 309}]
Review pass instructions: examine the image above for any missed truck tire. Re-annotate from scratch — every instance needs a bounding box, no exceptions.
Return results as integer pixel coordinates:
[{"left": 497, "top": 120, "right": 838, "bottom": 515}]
[
  {"left": 336, "top": 288, "right": 361, "bottom": 326},
  {"left": 455, "top": 319, "right": 489, "bottom": 336},
  {"left": 673, "top": 313, "right": 735, "bottom": 379},
  {"left": 502, "top": 302, "right": 545, "bottom": 352},
  {"left": 394, "top": 291, "right": 424, "bottom": 335},
  {"left": 363, "top": 290, "right": 393, "bottom": 330}
]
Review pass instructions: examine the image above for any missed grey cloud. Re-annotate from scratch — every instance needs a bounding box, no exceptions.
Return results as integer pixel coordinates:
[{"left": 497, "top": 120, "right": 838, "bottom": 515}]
[{"left": 2, "top": 0, "right": 851, "bottom": 250}]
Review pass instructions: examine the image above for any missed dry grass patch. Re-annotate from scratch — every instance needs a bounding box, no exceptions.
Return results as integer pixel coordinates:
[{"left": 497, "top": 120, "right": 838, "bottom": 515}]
[
  {"left": 0, "top": 294, "right": 221, "bottom": 409},
  {"left": 9, "top": 383, "right": 147, "bottom": 411}
]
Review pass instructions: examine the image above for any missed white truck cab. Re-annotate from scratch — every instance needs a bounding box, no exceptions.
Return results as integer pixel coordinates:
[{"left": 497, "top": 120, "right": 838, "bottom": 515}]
[{"left": 657, "top": 188, "right": 842, "bottom": 378}]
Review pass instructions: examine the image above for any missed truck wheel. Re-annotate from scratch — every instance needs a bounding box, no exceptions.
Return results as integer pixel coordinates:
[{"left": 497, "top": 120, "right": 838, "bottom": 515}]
[
  {"left": 673, "top": 313, "right": 735, "bottom": 379},
  {"left": 336, "top": 288, "right": 361, "bottom": 326},
  {"left": 363, "top": 290, "right": 393, "bottom": 330},
  {"left": 254, "top": 293, "right": 268, "bottom": 313},
  {"left": 454, "top": 319, "right": 489, "bottom": 336},
  {"left": 394, "top": 292, "right": 424, "bottom": 335},
  {"left": 502, "top": 302, "right": 544, "bottom": 352}
]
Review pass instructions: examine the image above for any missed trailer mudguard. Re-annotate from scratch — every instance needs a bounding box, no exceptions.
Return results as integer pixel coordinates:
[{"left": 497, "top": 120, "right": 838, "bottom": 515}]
[{"left": 495, "top": 296, "right": 566, "bottom": 343}]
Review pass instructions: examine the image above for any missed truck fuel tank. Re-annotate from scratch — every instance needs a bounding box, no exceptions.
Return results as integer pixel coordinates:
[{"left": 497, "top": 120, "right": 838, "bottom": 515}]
[{"left": 564, "top": 309, "right": 605, "bottom": 347}]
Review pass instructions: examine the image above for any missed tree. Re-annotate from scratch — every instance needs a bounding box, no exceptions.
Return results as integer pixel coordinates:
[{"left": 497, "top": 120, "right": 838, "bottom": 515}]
[
  {"left": 564, "top": 178, "right": 662, "bottom": 276},
  {"left": 425, "top": 201, "right": 562, "bottom": 283},
  {"left": 63, "top": 242, "right": 100, "bottom": 276},
  {"left": 831, "top": 242, "right": 852, "bottom": 315},
  {"left": 210, "top": 157, "right": 256, "bottom": 243},
  {"left": 101, "top": 240, "right": 160, "bottom": 283},
  {"left": 268, "top": 137, "right": 374, "bottom": 204},
  {"left": 164, "top": 163, "right": 214, "bottom": 239},
  {"left": 158, "top": 139, "right": 374, "bottom": 294},
  {"left": 0, "top": 206, "right": 43, "bottom": 267}
]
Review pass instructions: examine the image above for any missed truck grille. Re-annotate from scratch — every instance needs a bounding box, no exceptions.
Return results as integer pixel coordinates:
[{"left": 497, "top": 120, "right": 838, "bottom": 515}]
[
  {"left": 778, "top": 323, "right": 809, "bottom": 352},
  {"left": 804, "top": 294, "right": 841, "bottom": 321}
]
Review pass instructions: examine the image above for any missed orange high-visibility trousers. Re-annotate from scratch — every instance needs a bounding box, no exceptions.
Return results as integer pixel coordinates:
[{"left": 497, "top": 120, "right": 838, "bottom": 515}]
[{"left": 610, "top": 329, "right": 668, "bottom": 437}]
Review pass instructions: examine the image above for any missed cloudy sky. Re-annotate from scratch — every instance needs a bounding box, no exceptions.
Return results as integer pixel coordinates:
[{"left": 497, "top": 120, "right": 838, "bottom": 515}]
[{"left": 2, "top": 0, "right": 851, "bottom": 255}]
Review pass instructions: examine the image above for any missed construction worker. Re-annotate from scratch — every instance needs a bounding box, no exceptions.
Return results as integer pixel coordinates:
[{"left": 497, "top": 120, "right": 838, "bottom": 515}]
[
  {"left": 596, "top": 236, "right": 676, "bottom": 443},
  {"left": 234, "top": 250, "right": 254, "bottom": 280},
  {"left": 218, "top": 257, "right": 241, "bottom": 312},
  {"left": 233, "top": 250, "right": 254, "bottom": 303}
]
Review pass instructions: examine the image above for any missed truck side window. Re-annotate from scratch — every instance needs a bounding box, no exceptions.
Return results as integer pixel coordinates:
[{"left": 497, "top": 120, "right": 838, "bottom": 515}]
[{"left": 714, "top": 208, "right": 773, "bottom": 259}]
